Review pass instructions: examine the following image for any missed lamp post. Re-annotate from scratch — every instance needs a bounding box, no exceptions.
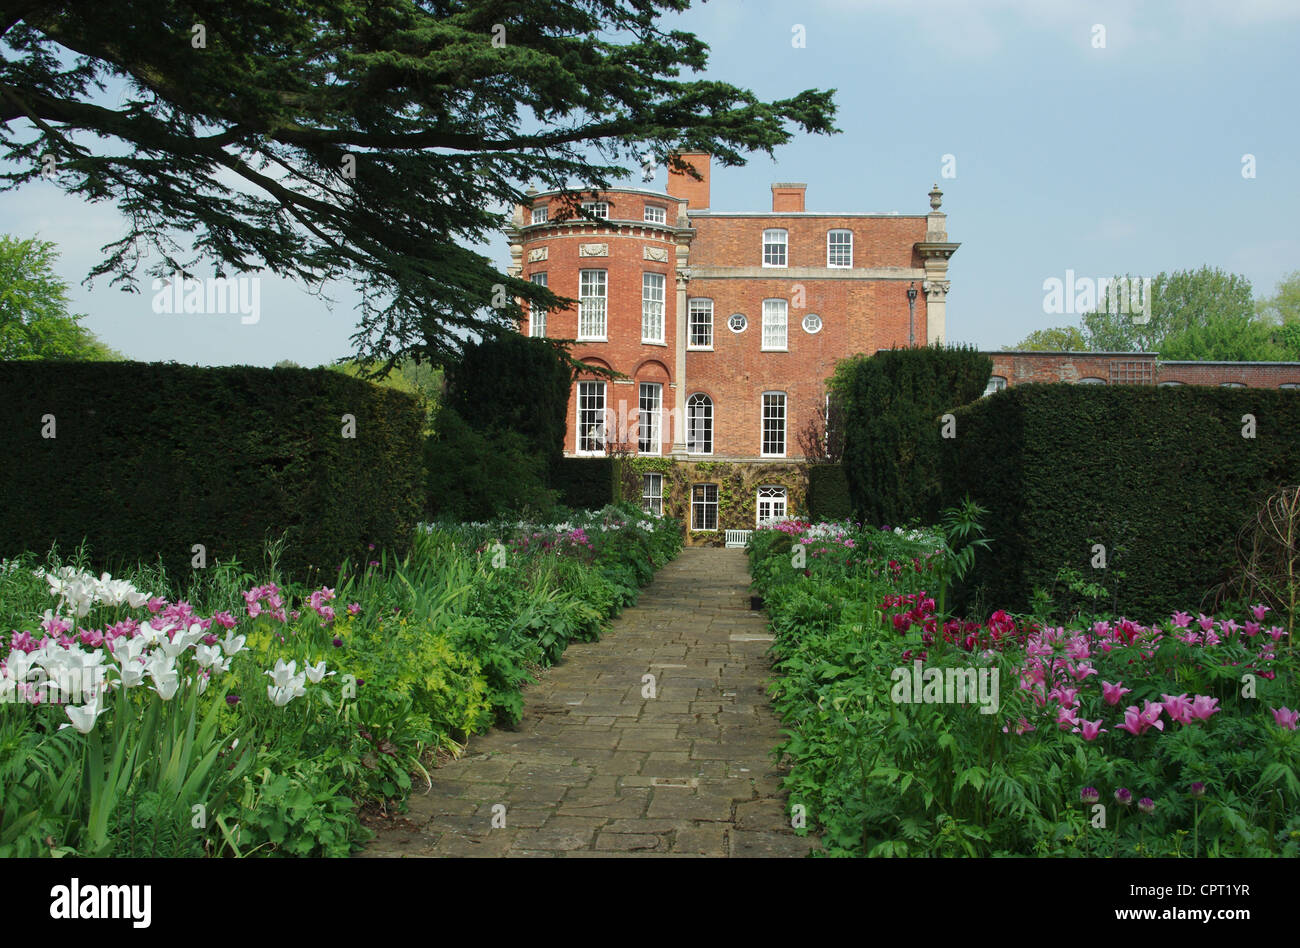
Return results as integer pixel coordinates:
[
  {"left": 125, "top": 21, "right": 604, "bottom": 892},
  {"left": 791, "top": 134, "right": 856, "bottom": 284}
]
[{"left": 907, "top": 282, "right": 918, "bottom": 347}]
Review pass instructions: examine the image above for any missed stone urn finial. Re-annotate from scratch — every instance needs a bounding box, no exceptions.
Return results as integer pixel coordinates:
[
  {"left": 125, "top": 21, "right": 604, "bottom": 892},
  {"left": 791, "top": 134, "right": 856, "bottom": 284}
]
[{"left": 929, "top": 183, "right": 943, "bottom": 211}]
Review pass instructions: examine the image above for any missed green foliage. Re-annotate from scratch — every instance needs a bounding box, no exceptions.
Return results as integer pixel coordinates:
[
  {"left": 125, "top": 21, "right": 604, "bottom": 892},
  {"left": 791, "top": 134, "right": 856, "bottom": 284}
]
[
  {"left": 0, "top": 506, "right": 683, "bottom": 857},
  {"left": 446, "top": 334, "right": 573, "bottom": 473},
  {"left": 552, "top": 457, "right": 619, "bottom": 510},
  {"left": 1013, "top": 326, "right": 1088, "bottom": 351},
  {"left": 0, "top": 234, "right": 123, "bottom": 361},
  {"left": 0, "top": 362, "right": 426, "bottom": 583},
  {"left": 751, "top": 519, "right": 1300, "bottom": 858},
  {"left": 831, "top": 345, "right": 992, "bottom": 527},
  {"left": 941, "top": 384, "right": 1300, "bottom": 618},
  {"left": 806, "top": 464, "right": 852, "bottom": 521},
  {"left": 424, "top": 406, "right": 557, "bottom": 521}
]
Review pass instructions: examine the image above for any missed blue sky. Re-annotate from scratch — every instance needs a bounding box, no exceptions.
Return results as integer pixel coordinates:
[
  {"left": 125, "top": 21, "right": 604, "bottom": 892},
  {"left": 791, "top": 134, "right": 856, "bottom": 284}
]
[{"left": 5, "top": 0, "right": 1299, "bottom": 365}]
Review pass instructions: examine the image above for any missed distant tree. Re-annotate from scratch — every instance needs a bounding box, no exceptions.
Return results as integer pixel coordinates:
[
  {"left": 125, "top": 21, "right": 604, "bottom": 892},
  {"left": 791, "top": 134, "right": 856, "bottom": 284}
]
[
  {"left": 1012, "top": 326, "right": 1088, "bottom": 351},
  {"left": 274, "top": 359, "right": 302, "bottom": 369},
  {"left": 1080, "top": 266, "right": 1263, "bottom": 357},
  {"left": 327, "top": 356, "right": 442, "bottom": 432},
  {"left": 0, "top": 234, "right": 124, "bottom": 360},
  {"left": 1257, "top": 271, "right": 1300, "bottom": 358}
]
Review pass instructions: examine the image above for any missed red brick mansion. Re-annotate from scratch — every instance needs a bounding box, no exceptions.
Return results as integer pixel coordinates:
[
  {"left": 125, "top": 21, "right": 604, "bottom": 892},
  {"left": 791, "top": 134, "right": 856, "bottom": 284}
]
[
  {"left": 505, "top": 153, "right": 957, "bottom": 541},
  {"left": 504, "top": 155, "right": 1299, "bottom": 540}
]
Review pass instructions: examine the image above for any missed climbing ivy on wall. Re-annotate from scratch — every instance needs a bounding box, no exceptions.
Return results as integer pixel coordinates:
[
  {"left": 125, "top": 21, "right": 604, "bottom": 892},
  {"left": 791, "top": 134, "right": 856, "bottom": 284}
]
[{"left": 617, "top": 457, "right": 806, "bottom": 545}]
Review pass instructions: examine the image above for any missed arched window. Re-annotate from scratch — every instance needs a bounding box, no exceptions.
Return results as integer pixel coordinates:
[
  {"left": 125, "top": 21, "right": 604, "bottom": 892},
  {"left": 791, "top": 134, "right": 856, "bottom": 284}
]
[
  {"left": 983, "top": 375, "right": 1007, "bottom": 397},
  {"left": 1077, "top": 377, "right": 1106, "bottom": 385},
  {"left": 687, "top": 393, "right": 713, "bottom": 454}
]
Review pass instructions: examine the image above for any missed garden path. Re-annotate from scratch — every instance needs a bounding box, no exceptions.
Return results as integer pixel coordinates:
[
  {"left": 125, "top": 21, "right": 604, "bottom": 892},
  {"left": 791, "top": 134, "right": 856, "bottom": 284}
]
[{"left": 359, "top": 547, "right": 815, "bottom": 857}]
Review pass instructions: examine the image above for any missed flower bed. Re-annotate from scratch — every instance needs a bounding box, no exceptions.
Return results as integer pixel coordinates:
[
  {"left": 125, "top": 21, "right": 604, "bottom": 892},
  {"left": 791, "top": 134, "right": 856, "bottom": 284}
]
[
  {"left": 749, "top": 519, "right": 1300, "bottom": 857},
  {"left": 0, "top": 503, "right": 682, "bottom": 857}
]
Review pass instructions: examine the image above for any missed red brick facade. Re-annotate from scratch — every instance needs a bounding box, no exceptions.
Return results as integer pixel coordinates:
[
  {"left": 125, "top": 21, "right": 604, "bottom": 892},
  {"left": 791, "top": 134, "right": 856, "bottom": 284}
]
[{"left": 505, "top": 155, "right": 957, "bottom": 464}]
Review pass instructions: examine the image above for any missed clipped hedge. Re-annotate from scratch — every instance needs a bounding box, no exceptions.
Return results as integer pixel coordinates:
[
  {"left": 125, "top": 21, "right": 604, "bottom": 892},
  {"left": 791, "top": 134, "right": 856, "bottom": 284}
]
[
  {"left": 941, "top": 384, "right": 1300, "bottom": 619},
  {"left": 0, "top": 362, "right": 425, "bottom": 582},
  {"left": 806, "top": 464, "right": 852, "bottom": 521},
  {"left": 831, "top": 345, "right": 991, "bottom": 526},
  {"left": 551, "top": 457, "right": 618, "bottom": 510}
]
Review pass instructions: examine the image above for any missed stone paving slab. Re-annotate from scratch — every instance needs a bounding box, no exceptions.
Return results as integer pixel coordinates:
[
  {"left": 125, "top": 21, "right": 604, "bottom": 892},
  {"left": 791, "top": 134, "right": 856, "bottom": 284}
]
[{"left": 359, "top": 548, "right": 817, "bottom": 858}]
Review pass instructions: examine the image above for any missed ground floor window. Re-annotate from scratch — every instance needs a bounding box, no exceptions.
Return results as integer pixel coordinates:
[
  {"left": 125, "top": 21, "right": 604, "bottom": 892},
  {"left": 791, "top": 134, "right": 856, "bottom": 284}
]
[
  {"left": 691, "top": 483, "right": 718, "bottom": 531},
  {"left": 642, "top": 473, "right": 663, "bottom": 516},
  {"left": 577, "top": 381, "right": 606, "bottom": 454},
  {"left": 756, "top": 486, "right": 787, "bottom": 525}
]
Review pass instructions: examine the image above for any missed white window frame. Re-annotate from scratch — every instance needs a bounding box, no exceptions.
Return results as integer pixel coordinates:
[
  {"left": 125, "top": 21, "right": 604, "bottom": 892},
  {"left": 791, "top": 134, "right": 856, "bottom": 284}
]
[
  {"left": 644, "top": 205, "right": 667, "bottom": 224},
  {"left": 642, "top": 272, "right": 666, "bottom": 343},
  {"left": 576, "top": 381, "right": 607, "bottom": 456},
  {"left": 531, "top": 206, "right": 548, "bottom": 225},
  {"left": 686, "top": 393, "right": 713, "bottom": 455},
  {"left": 983, "top": 375, "right": 1006, "bottom": 397},
  {"left": 642, "top": 473, "right": 663, "bottom": 516},
  {"left": 762, "top": 299, "right": 788, "bottom": 351},
  {"left": 1158, "top": 380, "right": 1184, "bottom": 387},
  {"left": 1220, "top": 382, "right": 1246, "bottom": 388},
  {"left": 638, "top": 382, "right": 663, "bottom": 455},
  {"left": 801, "top": 313, "right": 822, "bottom": 334},
  {"left": 827, "top": 229, "right": 853, "bottom": 268},
  {"left": 756, "top": 486, "right": 788, "bottom": 526},
  {"left": 762, "top": 229, "right": 788, "bottom": 268},
  {"left": 529, "top": 272, "right": 547, "bottom": 338},
  {"left": 688, "top": 299, "right": 713, "bottom": 349},
  {"left": 1280, "top": 383, "right": 1300, "bottom": 390},
  {"left": 1077, "top": 377, "right": 1106, "bottom": 385},
  {"left": 578, "top": 269, "right": 607, "bottom": 340},
  {"left": 582, "top": 201, "right": 609, "bottom": 219},
  {"left": 728, "top": 313, "right": 747, "bottom": 333},
  {"left": 691, "top": 483, "right": 719, "bottom": 532},
  {"left": 761, "top": 392, "right": 787, "bottom": 457}
]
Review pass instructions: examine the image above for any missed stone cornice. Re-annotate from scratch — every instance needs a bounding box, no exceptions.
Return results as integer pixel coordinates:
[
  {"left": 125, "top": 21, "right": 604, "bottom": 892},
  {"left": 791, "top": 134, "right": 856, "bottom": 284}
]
[
  {"left": 915, "top": 241, "right": 960, "bottom": 261},
  {"left": 688, "top": 266, "right": 926, "bottom": 280}
]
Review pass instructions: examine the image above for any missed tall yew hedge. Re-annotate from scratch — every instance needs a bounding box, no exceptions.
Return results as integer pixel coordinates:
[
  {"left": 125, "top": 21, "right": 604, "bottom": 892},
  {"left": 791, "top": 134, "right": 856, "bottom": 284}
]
[
  {"left": 0, "top": 362, "right": 425, "bottom": 581},
  {"left": 831, "top": 345, "right": 992, "bottom": 526},
  {"left": 941, "top": 384, "right": 1300, "bottom": 619}
]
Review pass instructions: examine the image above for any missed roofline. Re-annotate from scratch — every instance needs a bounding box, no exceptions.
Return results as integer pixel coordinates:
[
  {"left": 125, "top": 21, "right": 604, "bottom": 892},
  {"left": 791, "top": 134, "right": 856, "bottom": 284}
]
[
  {"left": 1158, "top": 360, "right": 1300, "bottom": 367},
  {"left": 529, "top": 186, "right": 680, "bottom": 203},
  {"left": 688, "top": 211, "right": 924, "bottom": 218},
  {"left": 987, "top": 350, "right": 1155, "bottom": 357}
]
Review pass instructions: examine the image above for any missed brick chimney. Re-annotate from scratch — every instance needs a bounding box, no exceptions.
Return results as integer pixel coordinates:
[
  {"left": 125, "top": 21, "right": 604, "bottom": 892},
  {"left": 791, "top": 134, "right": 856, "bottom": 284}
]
[
  {"left": 667, "top": 153, "right": 710, "bottom": 209},
  {"left": 771, "top": 183, "right": 806, "bottom": 212}
]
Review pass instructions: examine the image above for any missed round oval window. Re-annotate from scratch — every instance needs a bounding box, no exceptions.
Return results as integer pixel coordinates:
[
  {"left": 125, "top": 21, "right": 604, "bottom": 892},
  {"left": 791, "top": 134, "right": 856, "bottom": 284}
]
[
  {"left": 802, "top": 313, "right": 822, "bottom": 334},
  {"left": 728, "top": 313, "right": 747, "bottom": 333}
]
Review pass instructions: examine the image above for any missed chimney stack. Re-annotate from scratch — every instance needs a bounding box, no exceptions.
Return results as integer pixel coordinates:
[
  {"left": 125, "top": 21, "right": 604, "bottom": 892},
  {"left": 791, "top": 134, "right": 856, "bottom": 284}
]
[
  {"left": 771, "top": 183, "right": 806, "bottom": 212},
  {"left": 667, "top": 153, "right": 711, "bottom": 209}
]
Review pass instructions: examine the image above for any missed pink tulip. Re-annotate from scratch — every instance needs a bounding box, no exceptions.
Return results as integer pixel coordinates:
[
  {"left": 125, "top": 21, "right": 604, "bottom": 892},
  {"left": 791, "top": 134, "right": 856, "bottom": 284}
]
[
  {"left": 1079, "top": 719, "right": 1106, "bottom": 741},
  {"left": 1057, "top": 706, "right": 1081, "bottom": 730},
  {"left": 1251, "top": 604, "right": 1270, "bottom": 621},
  {"left": 1271, "top": 707, "right": 1299, "bottom": 730},
  {"left": 1197, "top": 614, "right": 1215, "bottom": 633},
  {"left": 1102, "top": 681, "right": 1131, "bottom": 706},
  {"left": 1170, "top": 611, "right": 1192, "bottom": 628},
  {"left": 1116, "top": 707, "right": 1147, "bottom": 736},
  {"left": 1068, "top": 661, "right": 1098, "bottom": 682},
  {"left": 1139, "top": 700, "right": 1165, "bottom": 730},
  {"left": 1189, "top": 695, "right": 1220, "bottom": 721},
  {"left": 1161, "top": 693, "right": 1195, "bottom": 725}
]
